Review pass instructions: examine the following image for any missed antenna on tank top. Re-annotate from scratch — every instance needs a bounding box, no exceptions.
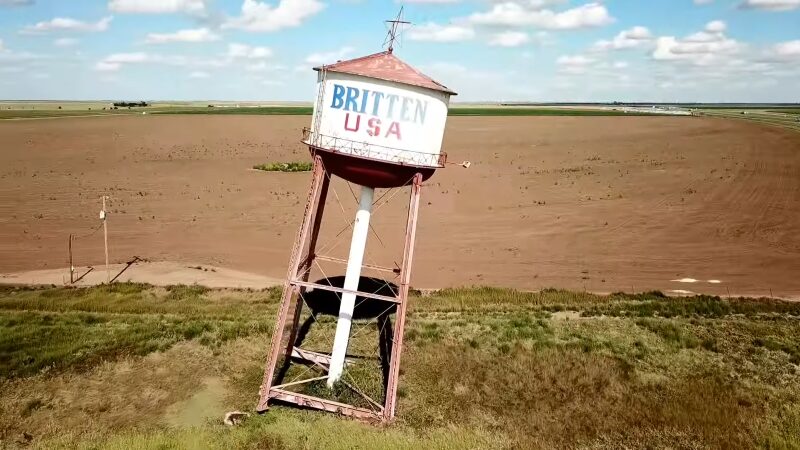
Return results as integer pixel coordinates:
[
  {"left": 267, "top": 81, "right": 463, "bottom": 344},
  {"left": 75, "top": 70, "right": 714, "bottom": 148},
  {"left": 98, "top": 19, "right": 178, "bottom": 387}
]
[{"left": 383, "top": 7, "right": 410, "bottom": 53}]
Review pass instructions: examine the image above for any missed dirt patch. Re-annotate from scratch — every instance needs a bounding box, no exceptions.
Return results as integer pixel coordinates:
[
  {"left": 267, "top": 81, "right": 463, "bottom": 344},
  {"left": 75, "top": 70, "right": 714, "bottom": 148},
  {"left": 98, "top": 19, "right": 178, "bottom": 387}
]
[
  {"left": 164, "top": 377, "right": 227, "bottom": 428},
  {"left": 1, "top": 115, "right": 799, "bottom": 297},
  {"left": 0, "top": 261, "right": 281, "bottom": 288}
]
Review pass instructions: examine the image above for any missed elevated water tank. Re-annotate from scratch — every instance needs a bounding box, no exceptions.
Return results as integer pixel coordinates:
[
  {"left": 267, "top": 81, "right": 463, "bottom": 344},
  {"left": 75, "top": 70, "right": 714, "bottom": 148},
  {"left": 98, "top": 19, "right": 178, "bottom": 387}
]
[{"left": 305, "top": 50, "right": 457, "bottom": 188}]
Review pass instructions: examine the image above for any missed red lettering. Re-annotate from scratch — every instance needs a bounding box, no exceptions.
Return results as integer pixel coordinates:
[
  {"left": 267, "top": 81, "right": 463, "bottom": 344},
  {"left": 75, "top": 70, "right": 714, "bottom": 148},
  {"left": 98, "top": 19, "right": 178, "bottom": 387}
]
[
  {"left": 344, "top": 113, "right": 360, "bottom": 132},
  {"left": 367, "top": 118, "right": 381, "bottom": 136},
  {"left": 385, "top": 121, "right": 401, "bottom": 140}
]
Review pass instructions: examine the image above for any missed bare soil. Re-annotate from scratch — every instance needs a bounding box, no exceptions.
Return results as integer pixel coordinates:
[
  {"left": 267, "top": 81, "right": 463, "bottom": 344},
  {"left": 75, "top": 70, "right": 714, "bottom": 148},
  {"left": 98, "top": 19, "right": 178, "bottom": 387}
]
[{"left": 1, "top": 115, "right": 799, "bottom": 297}]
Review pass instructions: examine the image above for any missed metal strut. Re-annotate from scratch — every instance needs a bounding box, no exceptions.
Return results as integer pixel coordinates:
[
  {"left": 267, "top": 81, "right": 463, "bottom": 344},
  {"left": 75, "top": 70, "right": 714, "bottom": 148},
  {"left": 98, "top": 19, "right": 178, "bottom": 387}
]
[{"left": 256, "top": 160, "right": 424, "bottom": 423}]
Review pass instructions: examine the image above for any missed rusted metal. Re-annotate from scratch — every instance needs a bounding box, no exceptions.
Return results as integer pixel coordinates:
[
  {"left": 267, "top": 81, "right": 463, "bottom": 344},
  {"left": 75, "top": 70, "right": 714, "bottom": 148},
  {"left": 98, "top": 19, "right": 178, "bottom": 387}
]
[
  {"left": 315, "top": 254, "right": 400, "bottom": 274},
  {"left": 383, "top": 172, "right": 422, "bottom": 421},
  {"left": 302, "top": 128, "right": 447, "bottom": 168},
  {"left": 272, "top": 375, "right": 329, "bottom": 390},
  {"left": 290, "top": 347, "right": 355, "bottom": 367},
  {"left": 280, "top": 170, "right": 330, "bottom": 383},
  {"left": 269, "top": 389, "right": 383, "bottom": 422},
  {"left": 258, "top": 156, "right": 327, "bottom": 412},
  {"left": 289, "top": 280, "right": 401, "bottom": 304},
  {"left": 257, "top": 160, "right": 425, "bottom": 423}
]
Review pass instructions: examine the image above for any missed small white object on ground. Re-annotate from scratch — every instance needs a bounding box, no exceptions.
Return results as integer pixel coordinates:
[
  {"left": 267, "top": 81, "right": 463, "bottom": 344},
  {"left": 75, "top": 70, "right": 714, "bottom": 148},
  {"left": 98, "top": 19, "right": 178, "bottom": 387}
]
[
  {"left": 671, "top": 278, "right": 698, "bottom": 283},
  {"left": 223, "top": 411, "right": 250, "bottom": 426}
]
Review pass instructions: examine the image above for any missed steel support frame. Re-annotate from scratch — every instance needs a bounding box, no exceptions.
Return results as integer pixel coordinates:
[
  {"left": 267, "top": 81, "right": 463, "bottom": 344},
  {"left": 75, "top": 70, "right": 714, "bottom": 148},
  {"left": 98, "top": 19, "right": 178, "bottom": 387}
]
[{"left": 256, "top": 156, "right": 423, "bottom": 423}]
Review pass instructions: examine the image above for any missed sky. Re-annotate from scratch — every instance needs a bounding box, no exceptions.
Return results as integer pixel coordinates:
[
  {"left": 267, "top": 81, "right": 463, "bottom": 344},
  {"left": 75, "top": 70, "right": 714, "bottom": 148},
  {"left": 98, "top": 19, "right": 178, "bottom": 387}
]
[{"left": 0, "top": 0, "right": 798, "bottom": 102}]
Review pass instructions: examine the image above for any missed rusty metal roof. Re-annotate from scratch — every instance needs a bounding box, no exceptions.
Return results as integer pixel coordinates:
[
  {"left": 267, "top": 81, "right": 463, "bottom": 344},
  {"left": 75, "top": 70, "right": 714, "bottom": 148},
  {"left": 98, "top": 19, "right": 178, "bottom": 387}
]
[{"left": 314, "top": 50, "right": 457, "bottom": 96}]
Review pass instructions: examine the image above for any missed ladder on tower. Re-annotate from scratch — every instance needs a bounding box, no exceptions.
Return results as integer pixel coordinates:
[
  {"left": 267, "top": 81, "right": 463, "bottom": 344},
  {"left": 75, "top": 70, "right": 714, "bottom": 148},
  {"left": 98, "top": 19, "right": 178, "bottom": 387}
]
[{"left": 310, "top": 67, "right": 327, "bottom": 148}]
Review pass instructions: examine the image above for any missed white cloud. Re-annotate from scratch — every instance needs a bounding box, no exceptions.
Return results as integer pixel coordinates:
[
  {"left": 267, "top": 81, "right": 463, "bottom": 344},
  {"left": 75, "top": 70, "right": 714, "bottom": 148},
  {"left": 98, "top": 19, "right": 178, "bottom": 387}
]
[
  {"left": 775, "top": 40, "right": 800, "bottom": 56},
  {"left": 223, "top": 0, "right": 325, "bottom": 32},
  {"left": 54, "top": 37, "right": 79, "bottom": 47},
  {"left": 694, "top": 0, "right": 714, "bottom": 4},
  {"left": 557, "top": 54, "right": 595, "bottom": 66},
  {"left": 95, "top": 61, "right": 121, "bottom": 71},
  {"left": 228, "top": 43, "right": 273, "bottom": 59},
  {"left": 557, "top": 54, "right": 591, "bottom": 74},
  {"left": 739, "top": 0, "right": 800, "bottom": 11},
  {"left": 467, "top": 2, "right": 613, "bottom": 30},
  {"left": 408, "top": 23, "right": 475, "bottom": 42},
  {"left": 108, "top": 0, "right": 207, "bottom": 14},
  {"left": 420, "top": 61, "right": 539, "bottom": 100},
  {"left": 106, "top": 52, "right": 150, "bottom": 63},
  {"left": 488, "top": 31, "right": 529, "bottom": 47},
  {"left": 761, "top": 40, "right": 800, "bottom": 63},
  {"left": 145, "top": 28, "right": 220, "bottom": 44},
  {"left": 189, "top": 71, "right": 210, "bottom": 78},
  {"left": 305, "top": 46, "right": 354, "bottom": 65},
  {"left": 245, "top": 61, "right": 284, "bottom": 72},
  {"left": 94, "top": 52, "right": 149, "bottom": 71},
  {"left": 93, "top": 44, "right": 274, "bottom": 73},
  {"left": 592, "top": 26, "right": 652, "bottom": 51},
  {"left": 21, "top": 16, "right": 112, "bottom": 33},
  {"left": 704, "top": 20, "right": 726, "bottom": 33},
  {"left": 652, "top": 21, "right": 741, "bottom": 65}
]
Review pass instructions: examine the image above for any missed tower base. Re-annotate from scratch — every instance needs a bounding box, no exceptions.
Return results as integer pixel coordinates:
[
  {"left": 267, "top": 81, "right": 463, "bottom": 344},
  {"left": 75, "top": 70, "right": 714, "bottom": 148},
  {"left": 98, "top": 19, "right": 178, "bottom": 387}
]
[{"left": 256, "top": 155, "right": 423, "bottom": 423}]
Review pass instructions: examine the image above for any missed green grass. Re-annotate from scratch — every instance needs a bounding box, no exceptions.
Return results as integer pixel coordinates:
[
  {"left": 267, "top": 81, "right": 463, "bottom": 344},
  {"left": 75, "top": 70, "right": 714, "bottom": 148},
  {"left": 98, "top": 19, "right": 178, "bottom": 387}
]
[
  {"left": 768, "top": 109, "right": 800, "bottom": 114},
  {"left": 1, "top": 284, "right": 799, "bottom": 449},
  {"left": 252, "top": 162, "right": 313, "bottom": 172},
  {"left": 447, "top": 107, "right": 655, "bottom": 116},
  {"left": 0, "top": 109, "right": 138, "bottom": 120},
  {"left": 152, "top": 106, "right": 314, "bottom": 116}
]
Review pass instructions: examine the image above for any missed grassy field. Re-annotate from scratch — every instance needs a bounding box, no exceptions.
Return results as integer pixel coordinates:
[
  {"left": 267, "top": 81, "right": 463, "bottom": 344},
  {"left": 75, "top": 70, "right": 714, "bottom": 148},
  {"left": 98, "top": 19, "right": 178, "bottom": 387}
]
[
  {"left": 1, "top": 283, "right": 799, "bottom": 449},
  {"left": 252, "top": 162, "right": 313, "bottom": 172},
  {"left": 695, "top": 108, "right": 800, "bottom": 133}
]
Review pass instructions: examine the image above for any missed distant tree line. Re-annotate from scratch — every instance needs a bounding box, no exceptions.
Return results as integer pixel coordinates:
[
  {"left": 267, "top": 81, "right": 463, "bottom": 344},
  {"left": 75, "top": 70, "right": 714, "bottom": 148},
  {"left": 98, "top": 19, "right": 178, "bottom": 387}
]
[{"left": 113, "top": 101, "right": 149, "bottom": 107}]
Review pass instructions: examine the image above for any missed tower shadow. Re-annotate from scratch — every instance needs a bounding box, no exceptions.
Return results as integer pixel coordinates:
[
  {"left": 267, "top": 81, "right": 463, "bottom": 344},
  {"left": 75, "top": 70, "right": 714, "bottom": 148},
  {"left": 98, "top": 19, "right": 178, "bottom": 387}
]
[{"left": 275, "top": 276, "right": 399, "bottom": 401}]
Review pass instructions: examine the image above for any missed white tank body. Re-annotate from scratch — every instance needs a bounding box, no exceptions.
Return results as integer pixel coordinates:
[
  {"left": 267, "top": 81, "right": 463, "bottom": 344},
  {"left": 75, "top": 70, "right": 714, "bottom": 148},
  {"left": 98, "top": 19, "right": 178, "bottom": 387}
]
[{"left": 309, "top": 71, "right": 451, "bottom": 168}]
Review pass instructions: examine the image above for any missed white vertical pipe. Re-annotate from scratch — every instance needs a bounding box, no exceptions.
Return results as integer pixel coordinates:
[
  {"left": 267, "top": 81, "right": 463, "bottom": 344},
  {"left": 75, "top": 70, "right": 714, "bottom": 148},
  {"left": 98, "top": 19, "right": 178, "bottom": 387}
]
[{"left": 327, "top": 185, "right": 374, "bottom": 386}]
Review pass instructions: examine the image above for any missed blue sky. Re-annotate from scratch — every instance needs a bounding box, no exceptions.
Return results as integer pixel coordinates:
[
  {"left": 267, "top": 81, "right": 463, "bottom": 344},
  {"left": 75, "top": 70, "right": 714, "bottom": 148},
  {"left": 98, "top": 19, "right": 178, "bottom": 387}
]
[{"left": 0, "top": 0, "right": 798, "bottom": 102}]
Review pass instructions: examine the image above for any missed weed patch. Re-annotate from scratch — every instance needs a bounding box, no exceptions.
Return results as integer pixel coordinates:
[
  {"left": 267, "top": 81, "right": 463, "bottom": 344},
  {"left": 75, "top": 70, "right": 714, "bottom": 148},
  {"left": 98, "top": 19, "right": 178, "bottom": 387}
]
[{"left": 253, "top": 162, "right": 313, "bottom": 172}]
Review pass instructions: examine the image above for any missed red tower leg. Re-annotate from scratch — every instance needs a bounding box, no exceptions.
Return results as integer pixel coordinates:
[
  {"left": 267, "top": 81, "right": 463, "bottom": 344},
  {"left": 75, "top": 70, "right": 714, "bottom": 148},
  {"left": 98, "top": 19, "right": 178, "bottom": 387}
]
[
  {"left": 258, "top": 156, "right": 327, "bottom": 412},
  {"left": 383, "top": 173, "right": 423, "bottom": 420}
]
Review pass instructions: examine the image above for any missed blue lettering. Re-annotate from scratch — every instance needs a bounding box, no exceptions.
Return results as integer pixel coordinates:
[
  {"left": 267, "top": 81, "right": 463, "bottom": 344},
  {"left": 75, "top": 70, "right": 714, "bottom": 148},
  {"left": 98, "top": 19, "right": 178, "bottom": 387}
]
[
  {"left": 386, "top": 94, "right": 399, "bottom": 119},
  {"left": 344, "top": 87, "right": 359, "bottom": 112},
  {"left": 359, "top": 89, "right": 370, "bottom": 114},
  {"left": 330, "top": 84, "right": 345, "bottom": 109},
  {"left": 371, "top": 91, "right": 384, "bottom": 116},
  {"left": 414, "top": 100, "right": 427, "bottom": 125},
  {"left": 400, "top": 97, "right": 413, "bottom": 122}
]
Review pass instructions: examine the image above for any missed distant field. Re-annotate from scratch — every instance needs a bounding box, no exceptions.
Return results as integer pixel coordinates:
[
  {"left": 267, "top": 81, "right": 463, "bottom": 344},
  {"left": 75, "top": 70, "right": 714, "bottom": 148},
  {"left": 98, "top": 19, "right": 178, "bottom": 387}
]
[
  {"left": 0, "top": 105, "right": 654, "bottom": 119},
  {"left": 1, "top": 283, "right": 799, "bottom": 449},
  {"left": 448, "top": 107, "right": 651, "bottom": 116},
  {"left": 0, "top": 109, "right": 137, "bottom": 120},
  {"left": 696, "top": 108, "right": 800, "bottom": 132},
  {"left": 154, "top": 106, "right": 313, "bottom": 115}
]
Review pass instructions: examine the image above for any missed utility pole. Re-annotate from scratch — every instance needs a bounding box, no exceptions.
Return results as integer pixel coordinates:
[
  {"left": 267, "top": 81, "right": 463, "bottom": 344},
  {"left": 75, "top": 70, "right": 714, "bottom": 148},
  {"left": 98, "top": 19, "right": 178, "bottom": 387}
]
[
  {"left": 101, "top": 196, "right": 109, "bottom": 283},
  {"left": 68, "top": 233, "right": 74, "bottom": 284}
]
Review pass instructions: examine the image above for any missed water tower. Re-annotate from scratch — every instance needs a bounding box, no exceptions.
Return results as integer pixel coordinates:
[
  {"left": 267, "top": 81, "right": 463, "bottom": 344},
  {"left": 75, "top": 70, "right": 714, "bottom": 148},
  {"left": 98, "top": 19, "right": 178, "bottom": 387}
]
[{"left": 257, "top": 14, "right": 456, "bottom": 423}]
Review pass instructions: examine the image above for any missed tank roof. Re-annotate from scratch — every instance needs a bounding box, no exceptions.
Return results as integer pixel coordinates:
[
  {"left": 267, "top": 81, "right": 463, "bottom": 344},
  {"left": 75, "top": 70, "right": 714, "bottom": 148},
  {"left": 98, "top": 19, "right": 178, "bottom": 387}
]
[{"left": 314, "top": 50, "right": 457, "bottom": 96}]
